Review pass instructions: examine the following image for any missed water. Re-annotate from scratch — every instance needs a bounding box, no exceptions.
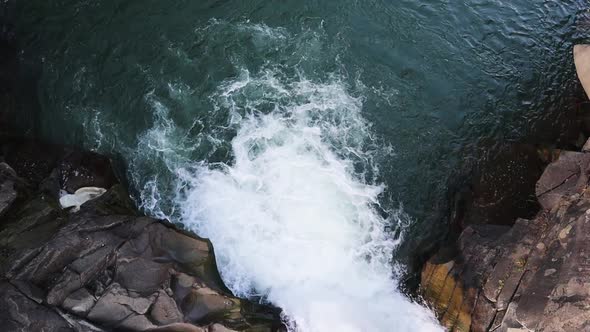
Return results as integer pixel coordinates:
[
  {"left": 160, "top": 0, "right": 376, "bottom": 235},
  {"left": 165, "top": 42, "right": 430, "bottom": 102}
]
[{"left": 15, "top": 0, "right": 586, "bottom": 331}]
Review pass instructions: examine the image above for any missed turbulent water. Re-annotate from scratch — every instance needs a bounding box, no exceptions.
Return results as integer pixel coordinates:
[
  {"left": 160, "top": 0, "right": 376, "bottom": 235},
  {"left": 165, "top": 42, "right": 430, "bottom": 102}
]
[
  {"left": 15, "top": 0, "right": 586, "bottom": 331},
  {"left": 176, "top": 69, "right": 441, "bottom": 331}
]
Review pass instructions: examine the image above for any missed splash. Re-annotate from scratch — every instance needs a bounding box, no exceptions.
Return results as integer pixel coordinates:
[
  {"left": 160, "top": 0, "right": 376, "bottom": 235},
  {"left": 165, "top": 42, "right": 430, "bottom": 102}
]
[{"left": 174, "top": 69, "right": 442, "bottom": 331}]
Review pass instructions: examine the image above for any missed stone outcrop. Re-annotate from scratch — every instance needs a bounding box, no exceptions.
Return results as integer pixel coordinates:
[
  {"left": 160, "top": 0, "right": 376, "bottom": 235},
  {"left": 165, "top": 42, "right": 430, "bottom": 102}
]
[
  {"left": 0, "top": 138, "right": 282, "bottom": 332},
  {"left": 421, "top": 141, "right": 590, "bottom": 332}
]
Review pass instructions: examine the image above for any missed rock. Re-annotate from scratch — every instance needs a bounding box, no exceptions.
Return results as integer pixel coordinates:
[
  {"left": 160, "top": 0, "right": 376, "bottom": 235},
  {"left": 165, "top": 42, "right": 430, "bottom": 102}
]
[
  {"left": 151, "top": 290, "right": 184, "bottom": 325},
  {"left": 209, "top": 324, "right": 238, "bottom": 332},
  {"left": 87, "top": 283, "right": 155, "bottom": 326},
  {"left": 0, "top": 138, "right": 119, "bottom": 193},
  {"left": 59, "top": 186, "right": 107, "bottom": 212},
  {"left": 0, "top": 141, "right": 282, "bottom": 331},
  {"left": 146, "top": 323, "right": 237, "bottom": 332},
  {"left": 0, "top": 162, "right": 17, "bottom": 218},
  {"left": 148, "top": 323, "right": 207, "bottom": 332},
  {"left": 422, "top": 145, "right": 590, "bottom": 331},
  {"left": 0, "top": 282, "right": 74, "bottom": 331},
  {"left": 535, "top": 151, "right": 590, "bottom": 211},
  {"left": 574, "top": 44, "right": 590, "bottom": 99},
  {"left": 0, "top": 182, "right": 281, "bottom": 331},
  {"left": 57, "top": 150, "right": 117, "bottom": 193},
  {"left": 62, "top": 288, "right": 96, "bottom": 316},
  {"left": 454, "top": 144, "right": 545, "bottom": 227}
]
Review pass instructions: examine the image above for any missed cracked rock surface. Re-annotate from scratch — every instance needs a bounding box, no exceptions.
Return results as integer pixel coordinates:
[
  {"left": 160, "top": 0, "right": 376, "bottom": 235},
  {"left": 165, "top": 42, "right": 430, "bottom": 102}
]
[
  {"left": 0, "top": 139, "right": 282, "bottom": 332},
  {"left": 421, "top": 144, "right": 590, "bottom": 332}
]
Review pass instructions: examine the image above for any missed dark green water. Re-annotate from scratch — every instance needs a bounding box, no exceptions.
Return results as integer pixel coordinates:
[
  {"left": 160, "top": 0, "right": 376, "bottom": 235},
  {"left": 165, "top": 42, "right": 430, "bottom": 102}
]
[{"left": 14, "top": 1, "right": 587, "bottom": 330}]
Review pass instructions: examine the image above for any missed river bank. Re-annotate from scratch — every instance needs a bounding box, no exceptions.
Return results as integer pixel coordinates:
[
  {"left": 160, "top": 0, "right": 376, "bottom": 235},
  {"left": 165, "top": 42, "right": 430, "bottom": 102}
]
[{"left": 0, "top": 137, "right": 284, "bottom": 331}]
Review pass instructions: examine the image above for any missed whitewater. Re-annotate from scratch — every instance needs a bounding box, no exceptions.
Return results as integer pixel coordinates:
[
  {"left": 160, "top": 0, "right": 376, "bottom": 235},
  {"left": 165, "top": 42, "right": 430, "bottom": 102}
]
[
  {"left": 134, "top": 70, "right": 442, "bottom": 331},
  {"left": 85, "top": 21, "right": 443, "bottom": 332}
]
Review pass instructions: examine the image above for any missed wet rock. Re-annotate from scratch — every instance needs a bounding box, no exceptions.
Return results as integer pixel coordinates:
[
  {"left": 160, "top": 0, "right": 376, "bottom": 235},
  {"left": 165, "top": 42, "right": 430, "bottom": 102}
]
[
  {"left": 151, "top": 290, "right": 184, "bottom": 325},
  {"left": 422, "top": 143, "right": 590, "bottom": 331},
  {"left": 0, "top": 138, "right": 119, "bottom": 193},
  {"left": 0, "top": 282, "right": 74, "bottom": 331},
  {"left": 0, "top": 156, "right": 282, "bottom": 331},
  {"left": 57, "top": 150, "right": 117, "bottom": 193},
  {"left": 209, "top": 324, "right": 239, "bottom": 332},
  {"left": 87, "top": 283, "right": 156, "bottom": 328},
  {"left": 148, "top": 323, "right": 208, "bottom": 332},
  {"left": 62, "top": 288, "right": 96, "bottom": 316},
  {"left": 451, "top": 144, "right": 544, "bottom": 229}
]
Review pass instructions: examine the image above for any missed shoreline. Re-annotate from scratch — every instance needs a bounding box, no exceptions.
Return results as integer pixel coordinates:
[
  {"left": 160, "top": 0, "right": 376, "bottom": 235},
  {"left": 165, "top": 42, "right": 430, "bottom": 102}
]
[{"left": 0, "top": 136, "right": 284, "bottom": 331}]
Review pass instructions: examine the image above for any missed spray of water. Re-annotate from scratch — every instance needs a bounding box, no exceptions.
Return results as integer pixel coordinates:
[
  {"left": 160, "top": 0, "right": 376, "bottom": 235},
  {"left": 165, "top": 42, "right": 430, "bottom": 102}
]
[{"left": 173, "top": 69, "right": 442, "bottom": 332}]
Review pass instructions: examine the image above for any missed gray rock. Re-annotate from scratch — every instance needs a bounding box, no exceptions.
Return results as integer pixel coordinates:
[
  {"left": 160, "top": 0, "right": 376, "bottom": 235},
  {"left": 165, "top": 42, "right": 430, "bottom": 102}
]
[
  {"left": 62, "top": 288, "right": 96, "bottom": 316},
  {"left": 150, "top": 290, "right": 184, "bottom": 325},
  {"left": 58, "top": 150, "right": 117, "bottom": 193},
  {"left": 87, "top": 283, "right": 155, "bottom": 326},
  {"left": 0, "top": 282, "right": 74, "bottom": 331},
  {"left": 0, "top": 162, "right": 17, "bottom": 218},
  {"left": 535, "top": 151, "right": 590, "bottom": 211}
]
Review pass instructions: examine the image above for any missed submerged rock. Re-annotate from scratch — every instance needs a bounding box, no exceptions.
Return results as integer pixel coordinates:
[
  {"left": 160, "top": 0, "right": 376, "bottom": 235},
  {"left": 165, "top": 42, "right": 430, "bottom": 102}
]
[{"left": 0, "top": 144, "right": 283, "bottom": 332}]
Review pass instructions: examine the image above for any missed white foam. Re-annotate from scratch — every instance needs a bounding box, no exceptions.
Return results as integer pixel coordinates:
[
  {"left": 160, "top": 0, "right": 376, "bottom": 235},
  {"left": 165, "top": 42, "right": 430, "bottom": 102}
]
[{"left": 176, "top": 70, "right": 442, "bottom": 332}]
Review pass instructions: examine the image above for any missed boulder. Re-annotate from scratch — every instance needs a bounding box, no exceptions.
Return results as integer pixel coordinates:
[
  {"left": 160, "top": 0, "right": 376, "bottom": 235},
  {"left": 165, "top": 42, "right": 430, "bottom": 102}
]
[
  {"left": 0, "top": 162, "right": 17, "bottom": 218},
  {"left": 574, "top": 44, "right": 590, "bottom": 99}
]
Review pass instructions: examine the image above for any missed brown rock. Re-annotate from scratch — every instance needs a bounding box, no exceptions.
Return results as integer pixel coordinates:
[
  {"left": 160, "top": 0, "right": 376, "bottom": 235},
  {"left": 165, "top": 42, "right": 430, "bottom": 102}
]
[
  {"left": 423, "top": 145, "right": 590, "bottom": 331},
  {"left": 151, "top": 290, "right": 184, "bottom": 325},
  {"left": 574, "top": 44, "right": 590, "bottom": 99}
]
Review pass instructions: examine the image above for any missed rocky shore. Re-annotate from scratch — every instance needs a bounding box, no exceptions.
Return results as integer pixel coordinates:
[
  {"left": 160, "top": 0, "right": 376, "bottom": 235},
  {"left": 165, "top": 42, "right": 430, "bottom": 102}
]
[
  {"left": 420, "top": 46, "right": 590, "bottom": 332},
  {"left": 0, "top": 138, "right": 283, "bottom": 331}
]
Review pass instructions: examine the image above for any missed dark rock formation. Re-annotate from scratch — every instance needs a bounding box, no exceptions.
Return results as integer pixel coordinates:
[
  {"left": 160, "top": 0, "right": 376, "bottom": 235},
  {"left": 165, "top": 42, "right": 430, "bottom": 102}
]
[
  {"left": 0, "top": 139, "right": 282, "bottom": 332},
  {"left": 421, "top": 142, "right": 590, "bottom": 332}
]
